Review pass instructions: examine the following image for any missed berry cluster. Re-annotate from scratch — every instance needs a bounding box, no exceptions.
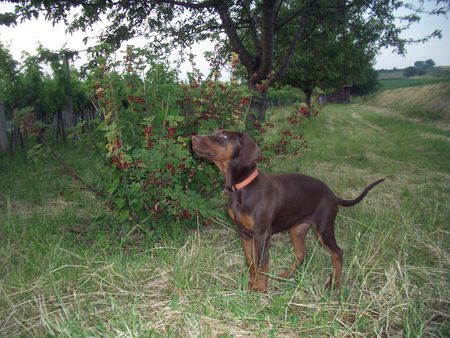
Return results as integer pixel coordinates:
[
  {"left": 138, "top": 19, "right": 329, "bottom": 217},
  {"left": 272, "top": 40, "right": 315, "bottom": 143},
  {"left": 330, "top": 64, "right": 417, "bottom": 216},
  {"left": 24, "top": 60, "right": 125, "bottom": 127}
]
[
  {"left": 229, "top": 52, "right": 240, "bottom": 67},
  {"left": 239, "top": 96, "right": 251, "bottom": 106},
  {"left": 256, "top": 82, "right": 269, "bottom": 94},
  {"left": 177, "top": 209, "right": 191, "bottom": 220},
  {"left": 254, "top": 121, "right": 274, "bottom": 133},
  {"left": 144, "top": 125, "right": 153, "bottom": 149},
  {"left": 166, "top": 126, "right": 176, "bottom": 139},
  {"left": 296, "top": 102, "right": 320, "bottom": 118},
  {"left": 110, "top": 138, "right": 131, "bottom": 170},
  {"left": 128, "top": 95, "right": 145, "bottom": 105},
  {"left": 299, "top": 105, "right": 309, "bottom": 117},
  {"left": 94, "top": 78, "right": 115, "bottom": 122},
  {"left": 165, "top": 163, "right": 176, "bottom": 175}
]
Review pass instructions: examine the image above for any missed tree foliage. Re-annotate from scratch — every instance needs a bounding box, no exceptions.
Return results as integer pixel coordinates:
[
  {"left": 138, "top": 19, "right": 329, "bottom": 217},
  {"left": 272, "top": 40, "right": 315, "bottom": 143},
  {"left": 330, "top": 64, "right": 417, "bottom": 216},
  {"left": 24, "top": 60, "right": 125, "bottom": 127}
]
[
  {"left": 0, "top": 41, "right": 18, "bottom": 110},
  {"left": 414, "top": 59, "right": 436, "bottom": 69},
  {"left": 0, "top": 42, "right": 18, "bottom": 153},
  {"left": 404, "top": 58, "right": 436, "bottom": 77},
  {"left": 277, "top": 3, "right": 380, "bottom": 104},
  {"left": 404, "top": 66, "right": 425, "bottom": 77},
  {"left": 351, "top": 66, "right": 380, "bottom": 96},
  {"left": 2, "top": 0, "right": 448, "bottom": 119}
]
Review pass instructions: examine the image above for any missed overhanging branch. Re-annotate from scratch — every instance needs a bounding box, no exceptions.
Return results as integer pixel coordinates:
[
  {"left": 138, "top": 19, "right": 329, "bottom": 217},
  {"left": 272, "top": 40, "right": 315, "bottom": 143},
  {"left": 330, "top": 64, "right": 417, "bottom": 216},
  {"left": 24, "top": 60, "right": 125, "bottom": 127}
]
[
  {"left": 271, "top": 18, "right": 307, "bottom": 84},
  {"left": 216, "top": 3, "right": 257, "bottom": 72}
]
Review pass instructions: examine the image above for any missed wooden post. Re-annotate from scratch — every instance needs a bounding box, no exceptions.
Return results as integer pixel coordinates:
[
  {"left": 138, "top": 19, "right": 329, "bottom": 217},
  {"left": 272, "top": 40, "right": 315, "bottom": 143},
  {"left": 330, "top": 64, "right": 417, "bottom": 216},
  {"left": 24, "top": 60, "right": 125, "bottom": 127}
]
[
  {"left": 0, "top": 101, "right": 8, "bottom": 154},
  {"left": 58, "top": 110, "right": 67, "bottom": 143},
  {"left": 62, "top": 54, "right": 74, "bottom": 128}
]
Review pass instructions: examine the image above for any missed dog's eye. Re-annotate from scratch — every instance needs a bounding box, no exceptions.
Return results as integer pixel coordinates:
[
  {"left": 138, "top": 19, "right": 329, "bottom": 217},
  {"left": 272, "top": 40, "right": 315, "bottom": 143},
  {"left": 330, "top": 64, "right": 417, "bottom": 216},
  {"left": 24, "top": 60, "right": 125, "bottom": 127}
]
[{"left": 218, "top": 134, "right": 228, "bottom": 140}]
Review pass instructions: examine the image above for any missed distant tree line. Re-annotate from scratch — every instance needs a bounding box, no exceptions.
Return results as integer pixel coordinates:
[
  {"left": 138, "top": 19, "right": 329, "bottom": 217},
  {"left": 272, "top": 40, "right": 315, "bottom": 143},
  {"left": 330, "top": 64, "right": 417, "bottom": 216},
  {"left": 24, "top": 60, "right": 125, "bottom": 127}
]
[{"left": 404, "top": 59, "right": 436, "bottom": 77}]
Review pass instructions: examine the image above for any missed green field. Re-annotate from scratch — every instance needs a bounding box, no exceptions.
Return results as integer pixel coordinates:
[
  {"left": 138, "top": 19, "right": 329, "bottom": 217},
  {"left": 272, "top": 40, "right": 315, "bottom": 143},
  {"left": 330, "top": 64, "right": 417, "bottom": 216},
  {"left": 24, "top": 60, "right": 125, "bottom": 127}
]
[
  {"left": 378, "top": 77, "right": 450, "bottom": 91},
  {"left": 1, "top": 103, "right": 449, "bottom": 336}
]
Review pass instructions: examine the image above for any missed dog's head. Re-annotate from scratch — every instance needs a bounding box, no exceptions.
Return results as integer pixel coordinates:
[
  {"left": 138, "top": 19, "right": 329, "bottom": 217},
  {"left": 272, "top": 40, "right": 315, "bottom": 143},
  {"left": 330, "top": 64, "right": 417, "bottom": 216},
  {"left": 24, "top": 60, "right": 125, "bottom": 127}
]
[{"left": 192, "top": 130, "right": 260, "bottom": 171}]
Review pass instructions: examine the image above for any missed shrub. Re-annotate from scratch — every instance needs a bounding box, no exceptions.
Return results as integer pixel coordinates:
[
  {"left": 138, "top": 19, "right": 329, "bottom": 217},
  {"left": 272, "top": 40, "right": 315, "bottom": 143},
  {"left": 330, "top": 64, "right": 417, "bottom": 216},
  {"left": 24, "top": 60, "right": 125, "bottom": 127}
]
[
  {"left": 30, "top": 45, "right": 316, "bottom": 234},
  {"left": 84, "top": 46, "right": 255, "bottom": 229}
]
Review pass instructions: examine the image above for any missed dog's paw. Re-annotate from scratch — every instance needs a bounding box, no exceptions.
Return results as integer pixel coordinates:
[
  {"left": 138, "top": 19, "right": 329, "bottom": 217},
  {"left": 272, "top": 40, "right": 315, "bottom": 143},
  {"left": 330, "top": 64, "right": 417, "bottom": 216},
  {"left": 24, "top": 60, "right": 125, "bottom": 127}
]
[
  {"left": 278, "top": 270, "right": 293, "bottom": 279},
  {"left": 324, "top": 274, "right": 340, "bottom": 290},
  {"left": 247, "top": 277, "right": 268, "bottom": 293},
  {"left": 247, "top": 284, "right": 267, "bottom": 293}
]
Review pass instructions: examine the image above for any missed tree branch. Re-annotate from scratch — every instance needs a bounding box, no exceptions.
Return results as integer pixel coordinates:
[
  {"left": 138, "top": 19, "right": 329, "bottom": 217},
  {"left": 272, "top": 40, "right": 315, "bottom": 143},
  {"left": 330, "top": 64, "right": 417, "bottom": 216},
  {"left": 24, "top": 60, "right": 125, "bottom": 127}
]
[
  {"left": 271, "top": 18, "right": 307, "bottom": 84},
  {"left": 215, "top": 3, "right": 257, "bottom": 73},
  {"left": 275, "top": 7, "right": 304, "bottom": 32},
  {"left": 239, "top": 0, "right": 261, "bottom": 54},
  {"left": 256, "top": 0, "right": 282, "bottom": 81},
  {"left": 154, "top": 0, "right": 219, "bottom": 9}
]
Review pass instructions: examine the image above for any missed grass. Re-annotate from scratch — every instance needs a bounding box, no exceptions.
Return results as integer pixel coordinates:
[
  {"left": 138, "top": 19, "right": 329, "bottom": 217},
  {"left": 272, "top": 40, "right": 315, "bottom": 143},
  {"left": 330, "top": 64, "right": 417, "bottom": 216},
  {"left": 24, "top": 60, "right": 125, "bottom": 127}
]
[
  {"left": 378, "top": 77, "right": 450, "bottom": 91},
  {"left": 1, "top": 103, "right": 450, "bottom": 336},
  {"left": 370, "top": 82, "right": 450, "bottom": 123}
]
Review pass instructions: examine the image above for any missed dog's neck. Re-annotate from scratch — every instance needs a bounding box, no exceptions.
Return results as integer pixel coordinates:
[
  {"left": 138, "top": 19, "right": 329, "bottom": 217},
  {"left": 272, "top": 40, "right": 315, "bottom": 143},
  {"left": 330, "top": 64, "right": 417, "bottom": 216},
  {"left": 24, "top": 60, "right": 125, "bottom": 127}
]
[{"left": 225, "top": 162, "right": 258, "bottom": 192}]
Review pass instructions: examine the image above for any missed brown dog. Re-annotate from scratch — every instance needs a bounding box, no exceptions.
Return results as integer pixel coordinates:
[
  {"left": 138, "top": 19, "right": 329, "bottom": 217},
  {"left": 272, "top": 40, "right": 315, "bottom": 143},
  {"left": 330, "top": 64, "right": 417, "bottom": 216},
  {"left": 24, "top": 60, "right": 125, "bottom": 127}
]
[{"left": 192, "top": 130, "right": 383, "bottom": 292}]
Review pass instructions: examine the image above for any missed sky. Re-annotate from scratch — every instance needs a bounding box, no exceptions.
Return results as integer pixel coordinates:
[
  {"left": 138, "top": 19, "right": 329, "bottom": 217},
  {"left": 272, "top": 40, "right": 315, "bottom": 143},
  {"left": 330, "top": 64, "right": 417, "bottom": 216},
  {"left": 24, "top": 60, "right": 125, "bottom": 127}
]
[
  {"left": 0, "top": 2, "right": 449, "bottom": 75},
  {"left": 375, "top": 1, "right": 450, "bottom": 69}
]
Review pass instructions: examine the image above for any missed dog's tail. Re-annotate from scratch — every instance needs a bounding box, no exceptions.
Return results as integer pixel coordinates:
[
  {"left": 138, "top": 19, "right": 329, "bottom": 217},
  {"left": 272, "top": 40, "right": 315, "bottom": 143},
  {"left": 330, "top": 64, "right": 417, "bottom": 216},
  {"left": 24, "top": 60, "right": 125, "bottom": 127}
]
[{"left": 337, "top": 179, "right": 385, "bottom": 207}]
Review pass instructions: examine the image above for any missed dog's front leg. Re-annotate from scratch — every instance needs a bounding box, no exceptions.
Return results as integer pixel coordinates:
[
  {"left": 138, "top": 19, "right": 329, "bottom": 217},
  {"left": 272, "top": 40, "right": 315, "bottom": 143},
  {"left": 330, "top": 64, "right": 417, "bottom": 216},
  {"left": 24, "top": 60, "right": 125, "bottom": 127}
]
[
  {"left": 240, "top": 234, "right": 257, "bottom": 289},
  {"left": 243, "top": 229, "right": 271, "bottom": 293}
]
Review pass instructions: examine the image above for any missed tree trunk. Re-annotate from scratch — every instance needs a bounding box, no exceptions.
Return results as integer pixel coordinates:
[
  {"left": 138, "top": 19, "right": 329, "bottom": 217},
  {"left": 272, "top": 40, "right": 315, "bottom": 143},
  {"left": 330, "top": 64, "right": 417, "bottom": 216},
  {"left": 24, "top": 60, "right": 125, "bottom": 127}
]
[
  {"left": 62, "top": 56, "right": 74, "bottom": 128},
  {"left": 304, "top": 88, "right": 313, "bottom": 108},
  {"left": 248, "top": 80, "right": 269, "bottom": 122},
  {"left": 9, "top": 125, "right": 14, "bottom": 153},
  {"left": 59, "top": 110, "right": 67, "bottom": 143},
  {"left": 256, "top": 91, "right": 268, "bottom": 121},
  {"left": 303, "top": 88, "right": 313, "bottom": 118},
  {"left": 17, "top": 126, "right": 24, "bottom": 149},
  {"left": 0, "top": 101, "right": 8, "bottom": 154}
]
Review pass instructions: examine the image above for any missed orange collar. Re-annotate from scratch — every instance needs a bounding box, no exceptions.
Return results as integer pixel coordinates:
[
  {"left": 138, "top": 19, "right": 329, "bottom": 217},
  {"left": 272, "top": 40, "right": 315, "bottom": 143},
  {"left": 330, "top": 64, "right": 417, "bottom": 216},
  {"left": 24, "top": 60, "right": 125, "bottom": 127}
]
[{"left": 225, "top": 169, "right": 259, "bottom": 192}]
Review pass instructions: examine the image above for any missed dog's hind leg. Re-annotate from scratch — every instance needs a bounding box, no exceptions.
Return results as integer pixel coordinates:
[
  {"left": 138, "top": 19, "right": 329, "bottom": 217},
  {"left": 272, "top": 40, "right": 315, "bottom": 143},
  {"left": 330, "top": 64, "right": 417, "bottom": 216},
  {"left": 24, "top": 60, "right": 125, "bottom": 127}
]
[
  {"left": 279, "top": 223, "right": 311, "bottom": 279},
  {"left": 314, "top": 204, "right": 343, "bottom": 289}
]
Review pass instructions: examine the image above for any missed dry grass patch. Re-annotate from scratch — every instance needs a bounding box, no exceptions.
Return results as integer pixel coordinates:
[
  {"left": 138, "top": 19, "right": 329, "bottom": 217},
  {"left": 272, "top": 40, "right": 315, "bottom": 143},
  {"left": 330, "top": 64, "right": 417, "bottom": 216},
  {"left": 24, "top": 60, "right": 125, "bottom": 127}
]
[
  {"left": 1, "top": 210, "right": 448, "bottom": 337},
  {"left": 370, "top": 82, "right": 450, "bottom": 125},
  {"left": 420, "top": 132, "right": 450, "bottom": 142}
]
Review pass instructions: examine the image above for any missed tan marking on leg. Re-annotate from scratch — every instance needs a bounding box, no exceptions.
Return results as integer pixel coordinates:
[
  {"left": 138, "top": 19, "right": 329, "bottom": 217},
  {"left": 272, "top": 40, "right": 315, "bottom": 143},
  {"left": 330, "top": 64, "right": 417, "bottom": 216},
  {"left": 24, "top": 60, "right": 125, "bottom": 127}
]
[
  {"left": 330, "top": 254, "right": 342, "bottom": 288},
  {"left": 238, "top": 213, "right": 255, "bottom": 232},
  {"left": 252, "top": 263, "right": 269, "bottom": 293},
  {"left": 316, "top": 233, "right": 343, "bottom": 289},
  {"left": 241, "top": 237, "right": 256, "bottom": 287},
  {"left": 247, "top": 230, "right": 270, "bottom": 293},
  {"left": 279, "top": 223, "right": 310, "bottom": 279}
]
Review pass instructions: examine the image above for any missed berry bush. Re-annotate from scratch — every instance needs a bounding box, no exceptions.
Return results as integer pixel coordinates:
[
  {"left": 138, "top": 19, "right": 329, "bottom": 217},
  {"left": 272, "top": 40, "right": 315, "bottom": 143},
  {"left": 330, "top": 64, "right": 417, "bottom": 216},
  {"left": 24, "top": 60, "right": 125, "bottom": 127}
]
[{"left": 39, "top": 44, "right": 318, "bottom": 233}]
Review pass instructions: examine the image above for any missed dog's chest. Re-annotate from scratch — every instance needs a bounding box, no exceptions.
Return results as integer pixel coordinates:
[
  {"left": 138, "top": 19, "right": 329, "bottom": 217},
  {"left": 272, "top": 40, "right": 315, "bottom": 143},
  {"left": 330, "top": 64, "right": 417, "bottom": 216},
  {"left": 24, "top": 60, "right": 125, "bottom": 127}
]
[{"left": 227, "top": 196, "right": 256, "bottom": 232}]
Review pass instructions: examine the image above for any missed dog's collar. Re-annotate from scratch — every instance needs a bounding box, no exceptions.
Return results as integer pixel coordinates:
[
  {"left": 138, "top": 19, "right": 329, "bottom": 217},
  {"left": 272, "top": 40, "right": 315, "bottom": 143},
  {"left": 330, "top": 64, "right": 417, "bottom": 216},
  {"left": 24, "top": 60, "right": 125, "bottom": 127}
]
[{"left": 225, "top": 169, "right": 259, "bottom": 193}]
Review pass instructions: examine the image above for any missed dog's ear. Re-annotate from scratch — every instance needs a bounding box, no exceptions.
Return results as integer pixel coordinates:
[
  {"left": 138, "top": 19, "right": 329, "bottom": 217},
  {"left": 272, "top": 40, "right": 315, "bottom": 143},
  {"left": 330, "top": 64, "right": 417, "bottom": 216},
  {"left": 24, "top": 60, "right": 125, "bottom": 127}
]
[{"left": 238, "top": 133, "right": 261, "bottom": 166}]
